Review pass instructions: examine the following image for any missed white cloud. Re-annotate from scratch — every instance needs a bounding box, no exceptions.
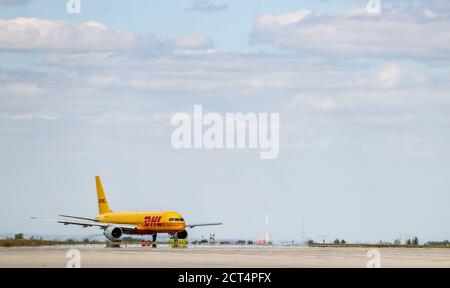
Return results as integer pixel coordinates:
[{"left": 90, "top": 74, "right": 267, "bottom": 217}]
[
  {"left": 86, "top": 74, "right": 118, "bottom": 87},
  {"left": 0, "top": 51, "right": 438, "bottom": 137},
  {"left": 376, "top": 63, "right": 426, "bottom": 88},
  {"left": 0, "top": 18, "right": 140, "bottom": 52},
  {"left": 0, "top": 18, "right": 214, "bottom": 54},
  {"left": 174, "top": 34, "right": 215, "bottom": 54},
  {"left": 0, "top": 82, "right": 46, "bottom": 96},
  {"left": 41, "top": 52, "right": 444, "bottom": 109},
  {"left": 291, "top": 94, "right": 339, "bottom": 112},
  {"left": 185, "top": 0, "right": 228, "bottom": 12},
  {"left": 256, "top": 9, "right": 312, "bottom": 26},
  {"left": 250, "top": 8, "right": 450, "bottom": 59},
  {"left": 424, "top": 9, "right": 439, "bottom": 19},
  {"left": 377, "top": 63, "right": 404, "bottom": 87}
]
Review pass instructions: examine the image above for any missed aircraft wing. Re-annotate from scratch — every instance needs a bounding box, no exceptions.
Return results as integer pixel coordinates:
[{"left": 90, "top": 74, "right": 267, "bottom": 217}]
[
  {"left": 186, "top": 222, "right": 223, "bottom": 228},
  {"left": 59, "top": 215, "right": 99, "bottom": 222},
  {"left": 31, "top": 217, "right": 136, "bottom": 231}
]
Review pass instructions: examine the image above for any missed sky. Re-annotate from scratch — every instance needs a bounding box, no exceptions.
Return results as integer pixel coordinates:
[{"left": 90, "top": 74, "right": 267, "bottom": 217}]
[{"left": 1, "top": 0, "right": 450, "bottom": 243}]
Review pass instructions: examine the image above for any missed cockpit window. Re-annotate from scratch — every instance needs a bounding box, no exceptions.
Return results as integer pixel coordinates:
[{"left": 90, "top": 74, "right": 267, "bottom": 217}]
[{"left": 169, "top": 217, "right": 184, "bottom": 222}]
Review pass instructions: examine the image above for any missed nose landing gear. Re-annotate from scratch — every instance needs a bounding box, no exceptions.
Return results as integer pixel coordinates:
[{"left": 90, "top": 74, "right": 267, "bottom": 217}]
[{"left": 169, "top": 230, "right": 189, "bottom": 248}]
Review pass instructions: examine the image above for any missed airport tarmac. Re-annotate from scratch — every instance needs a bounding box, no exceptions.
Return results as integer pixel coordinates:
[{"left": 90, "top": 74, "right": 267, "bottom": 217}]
[{"left": 1, "top": 245, "right": 450, "bottom": 268}]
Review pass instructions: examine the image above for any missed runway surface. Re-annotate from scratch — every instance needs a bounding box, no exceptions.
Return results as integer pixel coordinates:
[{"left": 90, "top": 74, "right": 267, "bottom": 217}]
[{"left": 1, "top": 245, "right": 450, "bottom": 268}]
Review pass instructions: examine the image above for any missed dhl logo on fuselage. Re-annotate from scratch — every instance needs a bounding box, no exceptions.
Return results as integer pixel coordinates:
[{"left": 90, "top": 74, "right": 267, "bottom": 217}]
[{"left": 144, "top": 216, "right": 162, "bottom": 227}]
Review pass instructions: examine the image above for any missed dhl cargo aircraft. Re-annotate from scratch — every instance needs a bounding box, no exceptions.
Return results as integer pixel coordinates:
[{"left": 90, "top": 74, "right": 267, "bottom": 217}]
[{"left": 33, "top": 176, "right": 222, "bottom": 242}]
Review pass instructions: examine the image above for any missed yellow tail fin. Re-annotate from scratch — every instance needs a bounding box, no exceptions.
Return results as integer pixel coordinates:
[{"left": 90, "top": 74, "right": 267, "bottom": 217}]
[{"left": 96, "top": 176, "right": 111, "bottom": 215}]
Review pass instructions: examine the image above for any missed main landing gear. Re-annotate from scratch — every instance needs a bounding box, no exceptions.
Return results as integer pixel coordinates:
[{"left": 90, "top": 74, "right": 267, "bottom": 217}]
[{"left": 141, "top": 233, "right": 158, "bottom": 248}]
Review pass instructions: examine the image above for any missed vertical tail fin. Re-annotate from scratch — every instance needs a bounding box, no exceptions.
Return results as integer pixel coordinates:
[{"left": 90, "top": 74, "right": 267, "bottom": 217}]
[{"left": 96, "top": 176, "right": 111, "bottom": 215}]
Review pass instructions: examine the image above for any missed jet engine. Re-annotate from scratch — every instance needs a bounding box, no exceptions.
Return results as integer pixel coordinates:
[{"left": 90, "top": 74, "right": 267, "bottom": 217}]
[
  {"left": 104, "top": 226, "right": 123, "bottom": 242},
  {"left": 176, "top": 230, "right": 188, "bottom": 239}
]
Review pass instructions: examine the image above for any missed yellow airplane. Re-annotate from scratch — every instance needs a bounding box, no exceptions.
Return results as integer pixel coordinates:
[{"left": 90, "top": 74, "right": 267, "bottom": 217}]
[{"left": 35, "top": 176, "right": 222, "bottom": 242}]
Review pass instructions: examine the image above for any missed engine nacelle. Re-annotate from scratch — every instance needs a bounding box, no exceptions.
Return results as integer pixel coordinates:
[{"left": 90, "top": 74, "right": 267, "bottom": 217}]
[
  {"left": 104, "top": 226, "right": 123, "bottom": 242},
  {"left": 177, "top": 230, "right": 188, "bottom": 239}
]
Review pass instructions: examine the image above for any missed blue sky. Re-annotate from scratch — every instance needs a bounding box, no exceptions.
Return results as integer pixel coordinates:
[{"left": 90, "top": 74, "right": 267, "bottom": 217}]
[{"left": 1, "top": 0, "right": 450, "bottom": 243}]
